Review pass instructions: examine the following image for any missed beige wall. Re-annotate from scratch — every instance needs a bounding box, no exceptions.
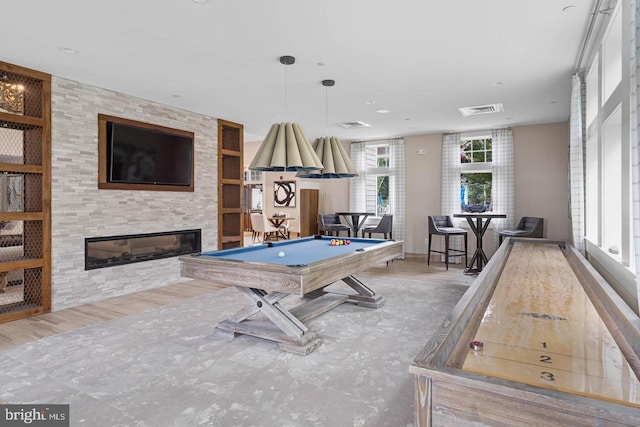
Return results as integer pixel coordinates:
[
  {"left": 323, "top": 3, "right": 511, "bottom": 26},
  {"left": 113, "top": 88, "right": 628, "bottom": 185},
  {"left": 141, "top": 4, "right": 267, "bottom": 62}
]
[
  {"left": 512, "top": 122, "right": 570, "bottom": 242},
  {"left": 245, "top": 121, "right": 571, "bottom": 257},
  {"left": 404, "top": 133, "right": 444, "bottom": 254}
]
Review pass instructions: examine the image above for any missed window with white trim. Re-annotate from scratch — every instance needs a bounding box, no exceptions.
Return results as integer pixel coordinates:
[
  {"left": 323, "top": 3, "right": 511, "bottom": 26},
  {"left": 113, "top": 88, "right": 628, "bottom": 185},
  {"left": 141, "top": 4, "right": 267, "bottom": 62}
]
[
  {"left": 460, "top": 136, "right": 492, "bottom": 212},
  {"left": 583, "top": 0, "right": 634, "bottom": 271}
]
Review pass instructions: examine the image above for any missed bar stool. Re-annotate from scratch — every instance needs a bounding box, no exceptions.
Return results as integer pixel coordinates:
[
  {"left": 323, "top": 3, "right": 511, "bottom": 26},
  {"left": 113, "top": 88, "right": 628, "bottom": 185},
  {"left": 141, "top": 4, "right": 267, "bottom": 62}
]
[{"left": 427, "top": 215, "right": 468, "bottom": 270}]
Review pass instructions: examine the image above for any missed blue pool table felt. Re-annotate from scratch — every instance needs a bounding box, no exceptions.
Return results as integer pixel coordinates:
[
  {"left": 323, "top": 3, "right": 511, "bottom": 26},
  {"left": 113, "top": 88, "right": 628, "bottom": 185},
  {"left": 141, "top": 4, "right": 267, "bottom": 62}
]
[{"left": 199, "top": 236, "right": 388, "bottom": 266}]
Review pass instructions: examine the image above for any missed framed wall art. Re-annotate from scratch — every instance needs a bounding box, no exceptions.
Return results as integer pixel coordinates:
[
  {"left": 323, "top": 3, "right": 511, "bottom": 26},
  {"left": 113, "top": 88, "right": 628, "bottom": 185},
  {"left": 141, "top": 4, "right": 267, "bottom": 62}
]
[{"left": 274, "top": 180, "right": 296, "bottom": 207}]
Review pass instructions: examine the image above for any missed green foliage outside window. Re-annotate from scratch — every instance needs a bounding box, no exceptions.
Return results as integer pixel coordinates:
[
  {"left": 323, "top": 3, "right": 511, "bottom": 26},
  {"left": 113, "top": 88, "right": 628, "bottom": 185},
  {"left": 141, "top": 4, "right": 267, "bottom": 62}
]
[
  {"left": 460, "top": 138, "right": 492, "bottom": 163},
  {"left": 377, "top": 175, "right": 389, "bottom": 215}
]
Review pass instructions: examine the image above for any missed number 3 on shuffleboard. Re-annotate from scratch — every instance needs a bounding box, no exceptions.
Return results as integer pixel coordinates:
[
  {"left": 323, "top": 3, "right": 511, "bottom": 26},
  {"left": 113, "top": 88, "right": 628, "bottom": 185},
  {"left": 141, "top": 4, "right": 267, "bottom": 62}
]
[{"left": 540, "top": 372, "right": 555, "bottom": 382}]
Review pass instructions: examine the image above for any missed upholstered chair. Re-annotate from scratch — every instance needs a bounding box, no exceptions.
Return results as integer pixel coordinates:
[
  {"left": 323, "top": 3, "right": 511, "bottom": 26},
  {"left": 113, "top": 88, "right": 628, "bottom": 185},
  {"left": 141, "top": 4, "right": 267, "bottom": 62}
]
[{"left": 428, "top": 215, "right": 468, "bottom": 270}]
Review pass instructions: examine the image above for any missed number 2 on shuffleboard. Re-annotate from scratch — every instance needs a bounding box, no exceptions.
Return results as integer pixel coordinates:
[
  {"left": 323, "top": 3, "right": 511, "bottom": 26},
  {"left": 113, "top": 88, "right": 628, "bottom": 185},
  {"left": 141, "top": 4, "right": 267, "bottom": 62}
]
[{"left": 539, "top": 355, "right": 552, "bottom": 363}]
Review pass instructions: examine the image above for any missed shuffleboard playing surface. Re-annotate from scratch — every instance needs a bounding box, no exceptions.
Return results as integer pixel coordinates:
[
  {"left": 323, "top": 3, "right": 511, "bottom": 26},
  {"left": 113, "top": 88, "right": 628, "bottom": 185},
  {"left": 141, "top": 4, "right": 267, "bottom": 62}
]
[{"left": 462, "top": 242, "right": 640, "bottom": 408}]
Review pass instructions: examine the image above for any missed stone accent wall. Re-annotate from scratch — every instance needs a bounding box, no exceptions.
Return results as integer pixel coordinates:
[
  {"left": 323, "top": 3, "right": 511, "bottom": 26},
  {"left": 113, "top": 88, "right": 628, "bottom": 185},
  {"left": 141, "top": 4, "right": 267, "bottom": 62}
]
[{"left": 51, "top": 76, "right": 217, "bottom": 310}]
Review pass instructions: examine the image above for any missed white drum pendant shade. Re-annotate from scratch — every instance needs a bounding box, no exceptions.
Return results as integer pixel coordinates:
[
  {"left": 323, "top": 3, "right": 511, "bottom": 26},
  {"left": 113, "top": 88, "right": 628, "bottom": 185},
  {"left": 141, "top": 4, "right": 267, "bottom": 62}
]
[{"left": 249, "top": 123, "right": 323, "bottom": 171}]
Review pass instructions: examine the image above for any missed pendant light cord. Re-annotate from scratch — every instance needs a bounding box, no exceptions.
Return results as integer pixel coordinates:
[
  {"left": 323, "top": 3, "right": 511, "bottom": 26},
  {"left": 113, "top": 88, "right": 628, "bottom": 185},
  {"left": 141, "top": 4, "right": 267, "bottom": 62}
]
[
  {"left": 321, "top": 79, "right": 335, "bottom": 136},
  {"left": 279, "top": 55, "right": 295, "bottom": 118},
  {"left": 325, "top": 85, "right": 329, "bottom": 135},
  {"left": 284, "top": 64, "right": 288, "bottom": 113}
]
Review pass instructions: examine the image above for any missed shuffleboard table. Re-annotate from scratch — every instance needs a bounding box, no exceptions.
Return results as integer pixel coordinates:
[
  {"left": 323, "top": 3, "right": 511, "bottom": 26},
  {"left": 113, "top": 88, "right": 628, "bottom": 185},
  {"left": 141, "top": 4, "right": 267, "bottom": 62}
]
[
  {"left": 180, "top": 235, "right": 403, "bottom": 354},
  {"left": 410, "top": 238, "right": 640, "bottom": 426}
]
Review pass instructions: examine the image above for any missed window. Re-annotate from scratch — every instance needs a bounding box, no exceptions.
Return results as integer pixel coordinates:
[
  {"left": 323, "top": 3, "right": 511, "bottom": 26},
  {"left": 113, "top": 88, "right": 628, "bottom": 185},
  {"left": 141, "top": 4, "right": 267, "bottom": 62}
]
[
  {"left": 602, "top": 106, "right": 622, "bottom": 256},
  {"left": 582, "top": 0, "right": 634, "bottom": 277},
  {"left": 376, "top": 175, "right": 389, "bottom": 216},
  {"left": 376, "top": 145, "right": 389, "bottom": 167},
  {"left": 460, "top": 137, "right": 492, "bottom": 212},
  {"left": 350, "top": 138, "right": 404, "bottom": 254},
  {"left": 586, "top": 56, "right": 599, "bottom": 127},
  {"left": 585, "top": 133, "right": 598, "bottom": 241},
  {"left": 460, "top": 138, "right": 492, "bottom": 163},
  {"left": 374, "top": 145, "right": 390, "bottom": 215},
  {"left": 602, "top": 4, "right": 622, "bottom": 105}
]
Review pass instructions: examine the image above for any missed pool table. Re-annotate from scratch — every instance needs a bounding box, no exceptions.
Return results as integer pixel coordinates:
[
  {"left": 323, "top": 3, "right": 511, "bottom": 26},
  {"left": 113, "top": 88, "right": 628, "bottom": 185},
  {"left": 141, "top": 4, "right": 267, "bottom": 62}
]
[{"left": 180, "top": 235, "right": 403, "bottom": 354}]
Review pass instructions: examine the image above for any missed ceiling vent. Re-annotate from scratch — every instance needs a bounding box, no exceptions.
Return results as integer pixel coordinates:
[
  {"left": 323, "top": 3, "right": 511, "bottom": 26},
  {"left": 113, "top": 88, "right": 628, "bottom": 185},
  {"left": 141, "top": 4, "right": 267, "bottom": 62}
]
[
  {"left": 458, "top": 103, "right": 504, "bottom": 117},
  {"left": 339, "top": 121, "right": 371, "bottom": 129}
]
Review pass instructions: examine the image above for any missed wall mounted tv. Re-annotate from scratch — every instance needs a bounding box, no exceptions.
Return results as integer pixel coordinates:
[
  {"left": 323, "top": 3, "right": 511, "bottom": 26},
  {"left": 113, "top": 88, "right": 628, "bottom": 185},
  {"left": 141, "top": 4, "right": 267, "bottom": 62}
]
[{"left": 98, "top": 114, "right": 195, "bottom": 192}]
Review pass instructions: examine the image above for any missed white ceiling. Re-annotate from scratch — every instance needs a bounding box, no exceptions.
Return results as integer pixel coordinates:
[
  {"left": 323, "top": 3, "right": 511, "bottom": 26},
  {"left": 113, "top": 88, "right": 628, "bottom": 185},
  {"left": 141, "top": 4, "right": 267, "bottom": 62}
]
[{"left": 1, "top": 0, "right": 594, "bottom": 142}]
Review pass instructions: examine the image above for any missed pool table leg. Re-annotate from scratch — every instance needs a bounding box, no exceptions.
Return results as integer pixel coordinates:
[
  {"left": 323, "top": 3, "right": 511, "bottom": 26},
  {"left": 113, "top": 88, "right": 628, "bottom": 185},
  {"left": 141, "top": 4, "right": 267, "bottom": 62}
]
[
  {"left": 215, "top": 286, "right": 325, "bottom": 355},
  {"left": 342, "top": 275, "right": 385, "bottom": 309}
]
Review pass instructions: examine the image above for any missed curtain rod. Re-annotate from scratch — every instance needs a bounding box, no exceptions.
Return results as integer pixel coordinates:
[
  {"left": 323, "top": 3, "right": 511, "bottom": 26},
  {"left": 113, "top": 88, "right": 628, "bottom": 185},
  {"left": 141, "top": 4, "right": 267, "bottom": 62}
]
[
  {"left": 575, "top": 0, "right": 603, "bottom": 72},
  {"left": 350, "top": 137, "right": 404, "bottom": 144},
  {"left": 444, "top": 127, "right": 511, "bottom": 136}
]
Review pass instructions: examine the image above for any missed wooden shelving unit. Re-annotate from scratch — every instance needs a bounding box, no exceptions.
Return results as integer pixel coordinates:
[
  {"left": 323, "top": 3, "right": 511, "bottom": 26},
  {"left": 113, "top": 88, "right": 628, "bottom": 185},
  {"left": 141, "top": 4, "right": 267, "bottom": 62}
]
[
  {"left": 0, "top": 61, "right": 51, "bottom": 323},
  {"left": 217, "top": 119, "right": 243, "bottom": 249}
]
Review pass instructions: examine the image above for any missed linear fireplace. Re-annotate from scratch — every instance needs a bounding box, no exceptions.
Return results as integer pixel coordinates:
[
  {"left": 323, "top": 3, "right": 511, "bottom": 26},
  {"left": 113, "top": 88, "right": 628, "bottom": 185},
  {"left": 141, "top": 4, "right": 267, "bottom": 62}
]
[{"left": 85, "top": 229, "right": 201, "bottom": 270}]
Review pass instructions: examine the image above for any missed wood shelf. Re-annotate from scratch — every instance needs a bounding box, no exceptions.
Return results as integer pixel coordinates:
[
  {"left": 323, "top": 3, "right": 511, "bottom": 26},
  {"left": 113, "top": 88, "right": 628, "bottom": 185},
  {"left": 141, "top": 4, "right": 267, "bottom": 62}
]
[
  {"left": 0, "top": 61, "right": 51, "bottom": 322},
  {"left": 217, "top": 119, "right": 243, "bottom": 250}
]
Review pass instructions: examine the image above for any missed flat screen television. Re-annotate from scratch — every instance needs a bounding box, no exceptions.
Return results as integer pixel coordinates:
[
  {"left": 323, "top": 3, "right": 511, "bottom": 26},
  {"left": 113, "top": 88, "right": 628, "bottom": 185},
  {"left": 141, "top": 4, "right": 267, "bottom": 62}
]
[{"left": 98, "top": 114, "right": 194, "bottom": 192}]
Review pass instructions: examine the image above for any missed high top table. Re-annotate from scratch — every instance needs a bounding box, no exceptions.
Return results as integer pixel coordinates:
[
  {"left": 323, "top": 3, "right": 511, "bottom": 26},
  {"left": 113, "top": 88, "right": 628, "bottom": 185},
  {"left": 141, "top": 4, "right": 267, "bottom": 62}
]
[
  {"left": 335, "top": 212, "right": 375, "bottom": 237},
  {"left": 453, "top": 212, "right": 506, "bottom": 273}
]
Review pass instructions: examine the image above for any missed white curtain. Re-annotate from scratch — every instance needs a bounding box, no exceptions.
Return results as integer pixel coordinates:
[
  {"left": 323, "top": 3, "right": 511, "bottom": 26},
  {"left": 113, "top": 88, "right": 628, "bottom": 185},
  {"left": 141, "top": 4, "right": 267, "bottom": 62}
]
[
  {"left": 632, "top": 0, "right": 640, "bottom": 308},
  {"left": 349, "top": 142, "right": 368, "bottom": 212},
  {"left": 569, "top": 74, "right": 586, "bottom": 255},
  {"left": 389, "top": 140, "right": 405, "bottom": 256},
  {"left": 440, "top": 133, "right": 463, "bottom": 263},
  {"left": 491, "top": 128, "right": 515, "bottom": 250},
  {"left": 441, "top": 133, "right": 462, "bottom": 218}
]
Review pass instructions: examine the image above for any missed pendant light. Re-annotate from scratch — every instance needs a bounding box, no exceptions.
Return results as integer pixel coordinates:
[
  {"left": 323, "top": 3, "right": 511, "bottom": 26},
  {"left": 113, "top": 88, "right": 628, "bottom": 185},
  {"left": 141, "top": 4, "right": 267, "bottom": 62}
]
[
  {"left": 248, "top": 56, "right": 323, "bottom": 172},
  {"left": 297, "top": 79, "right": 358, "bottom": 178}
]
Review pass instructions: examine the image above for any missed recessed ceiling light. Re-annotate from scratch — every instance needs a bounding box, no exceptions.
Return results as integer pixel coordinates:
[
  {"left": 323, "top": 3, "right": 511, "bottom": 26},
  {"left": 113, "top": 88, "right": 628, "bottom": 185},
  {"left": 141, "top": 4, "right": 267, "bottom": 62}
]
[
  {"left": 550, "top": 100, "right": 558, "bottom": 104},
  {"left": 404, "top": 118, "right": 411, "bottom": 121},
  {"left": 365, "top": 100, "right": 375, "bottom": 105},
  {"left": 172, "top": 94, "right": 181, "bottom": 98},
  {"left": 376, "top": 109, "right": 391, "bottom": 114},
  {"left": 58, "top": 47, "right": 78, "bottom": 54},
  {"left": 490, "top": 81, "right": 503, "bottom": 87},
  {"left": 192, "top": 0, "right": 208, "bottom": 3},
  {"left": 316, "top": 62, "right": 325, "bottom": 67}
]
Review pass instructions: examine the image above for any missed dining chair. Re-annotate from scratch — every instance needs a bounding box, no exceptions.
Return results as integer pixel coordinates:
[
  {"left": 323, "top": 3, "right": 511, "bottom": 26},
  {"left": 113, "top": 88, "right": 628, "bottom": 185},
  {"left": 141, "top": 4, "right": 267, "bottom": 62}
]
[
  {"left": 361, "top": 215, "right": 393, "bottom": 239},
  {"left": 499, "top": 217, "right": 544, "bottom": 245},
  {"left": 250, "top": 213, "right": 279, "bottom": 242},
  {"left": 318, "top": 214, "right": 351, "bottom": 237},
  {"left": 427, "top": 215, "right": 468, "bottom": 270},
  {"left": 286, "top": 218, "right": 299, "bottom": 239}
]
